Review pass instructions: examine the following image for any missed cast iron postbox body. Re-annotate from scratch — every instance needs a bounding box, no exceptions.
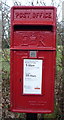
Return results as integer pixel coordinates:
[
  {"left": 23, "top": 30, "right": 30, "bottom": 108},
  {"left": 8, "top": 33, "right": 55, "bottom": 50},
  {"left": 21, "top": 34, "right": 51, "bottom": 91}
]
[{"left": 10, "top": 6, "right": 56, "bottom": 113}]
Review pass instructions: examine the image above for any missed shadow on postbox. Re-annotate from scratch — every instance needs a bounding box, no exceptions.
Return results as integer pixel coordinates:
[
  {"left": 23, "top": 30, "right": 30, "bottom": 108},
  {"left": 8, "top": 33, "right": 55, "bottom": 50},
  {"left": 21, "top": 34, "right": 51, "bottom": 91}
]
[{"left": 10, "top": 6, "right": 56, "bottom": 113}]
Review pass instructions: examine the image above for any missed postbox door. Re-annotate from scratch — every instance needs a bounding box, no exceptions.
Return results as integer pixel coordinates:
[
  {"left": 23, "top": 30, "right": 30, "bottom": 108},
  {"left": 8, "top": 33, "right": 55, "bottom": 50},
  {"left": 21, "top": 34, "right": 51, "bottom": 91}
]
[{"left": 10, "top": 50, "right": 55, "bottom": 113}]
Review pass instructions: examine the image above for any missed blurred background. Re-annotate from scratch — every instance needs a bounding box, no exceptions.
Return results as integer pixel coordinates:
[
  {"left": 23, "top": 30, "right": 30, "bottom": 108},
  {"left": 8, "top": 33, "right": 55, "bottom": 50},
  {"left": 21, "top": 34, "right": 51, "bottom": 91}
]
[{"left": 0, "top": 0, "right": 64, "bottom": 119}]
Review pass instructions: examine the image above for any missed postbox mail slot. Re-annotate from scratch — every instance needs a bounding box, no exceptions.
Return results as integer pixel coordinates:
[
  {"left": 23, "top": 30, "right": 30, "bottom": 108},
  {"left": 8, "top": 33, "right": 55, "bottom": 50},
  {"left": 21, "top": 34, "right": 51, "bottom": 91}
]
[
  {"left": 14, "top": 25, "right": 53, "bottom": 31},
  {"left": 12, "top": 25, "right": 55, "bottom": 49}
]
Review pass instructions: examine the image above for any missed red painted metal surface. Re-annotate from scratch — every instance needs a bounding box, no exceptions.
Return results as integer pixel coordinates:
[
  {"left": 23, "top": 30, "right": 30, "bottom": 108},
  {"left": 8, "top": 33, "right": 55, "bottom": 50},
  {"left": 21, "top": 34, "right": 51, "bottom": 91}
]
[{"left": 10, "top": 6, "right": 56, "bottom": 113}]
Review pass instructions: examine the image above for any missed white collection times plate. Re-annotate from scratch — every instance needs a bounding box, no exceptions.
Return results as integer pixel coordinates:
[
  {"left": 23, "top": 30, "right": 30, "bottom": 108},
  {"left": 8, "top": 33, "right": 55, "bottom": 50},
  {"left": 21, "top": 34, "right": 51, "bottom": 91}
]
[{"left": 23, "top": 59, "right": 43, "bottom": 95}]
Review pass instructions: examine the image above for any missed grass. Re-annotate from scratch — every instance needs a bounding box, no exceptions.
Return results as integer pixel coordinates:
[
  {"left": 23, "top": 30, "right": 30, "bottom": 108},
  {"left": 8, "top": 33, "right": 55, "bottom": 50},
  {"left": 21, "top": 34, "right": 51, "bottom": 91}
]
[
  {"left": 56, "top": 45, "right": 62, "bottom": 71},
  {"left": 2, "top": 49, "right": 10, "bottom": 80}
]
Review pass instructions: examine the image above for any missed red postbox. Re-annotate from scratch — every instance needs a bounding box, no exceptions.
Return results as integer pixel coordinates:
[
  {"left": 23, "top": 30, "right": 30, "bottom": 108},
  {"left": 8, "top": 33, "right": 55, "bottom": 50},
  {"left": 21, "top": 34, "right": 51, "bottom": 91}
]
[{"left": 10, "top": 6, "right": 56, "bottom": 113}]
